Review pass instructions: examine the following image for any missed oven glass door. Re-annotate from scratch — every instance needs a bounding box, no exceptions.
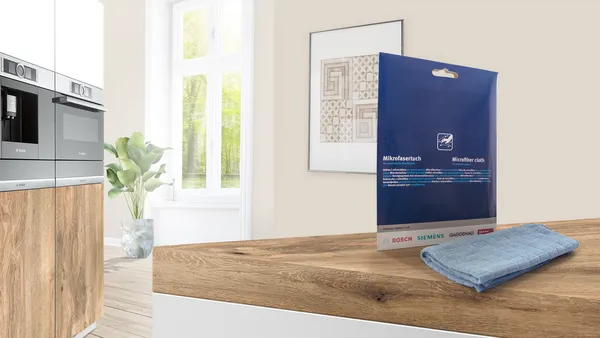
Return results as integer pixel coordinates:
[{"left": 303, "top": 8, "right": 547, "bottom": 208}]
[{"left": 55, "top": 103, "right": 103, "bottom": 160}]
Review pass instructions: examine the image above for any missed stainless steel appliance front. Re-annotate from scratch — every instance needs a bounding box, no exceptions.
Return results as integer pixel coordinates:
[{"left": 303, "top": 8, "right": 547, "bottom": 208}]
[
  {"left": 54, "top": 73, "right": 105, "bottom": 161},
  {"left": 0, "top": 53, "right": 55, "bottom": 160}
]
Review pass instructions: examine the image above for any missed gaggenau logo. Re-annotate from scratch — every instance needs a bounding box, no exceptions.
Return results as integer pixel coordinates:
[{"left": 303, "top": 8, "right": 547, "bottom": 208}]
[{"left": 449, "top": 231, "right": 474, "bottom": 238}]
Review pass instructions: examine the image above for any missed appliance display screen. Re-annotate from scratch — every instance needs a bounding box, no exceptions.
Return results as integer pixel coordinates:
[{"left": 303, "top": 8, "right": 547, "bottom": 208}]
[
  {"left": 24, "top": 67, "right": 36, "bottom": 81},
  {"left": 63, "top": 113, "right": 99, "bottom": 143},
  {"left": 4, "top": 59, "right": 17, "bottom": 75}
]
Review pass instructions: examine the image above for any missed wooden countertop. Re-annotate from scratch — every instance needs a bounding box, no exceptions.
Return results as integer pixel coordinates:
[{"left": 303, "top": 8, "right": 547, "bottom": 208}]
[{"left": 153, "top": 219, "right": 600, "bottom": 337}]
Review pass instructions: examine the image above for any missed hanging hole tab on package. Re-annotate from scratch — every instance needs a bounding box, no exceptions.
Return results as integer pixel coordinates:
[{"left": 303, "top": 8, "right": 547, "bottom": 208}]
[{"left": 432, "top": 68, "right": 459, "bottom": 79}]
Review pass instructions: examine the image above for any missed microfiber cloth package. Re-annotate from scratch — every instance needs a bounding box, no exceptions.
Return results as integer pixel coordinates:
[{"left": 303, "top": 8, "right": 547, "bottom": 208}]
[
  {"left": 421, "top": 223, "right": 579, "bottom": 292},
  {"left": 377, "top": 54, "right": 498, "bottom": 250}
]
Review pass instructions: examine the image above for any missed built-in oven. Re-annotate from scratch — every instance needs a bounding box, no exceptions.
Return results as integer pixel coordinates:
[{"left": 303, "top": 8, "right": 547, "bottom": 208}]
[
  {"left": 54, "top": 73, "right": 104, "bottom": 161},
  {"left": 0, "top": 52, "right": 55, "bottom": 160}
]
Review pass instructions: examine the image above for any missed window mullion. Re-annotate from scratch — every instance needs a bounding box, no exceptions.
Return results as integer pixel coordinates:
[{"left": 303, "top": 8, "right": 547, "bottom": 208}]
[
  {"left": 172, "top": 6, "right": 184, "bottom": 195},
  {"left": 213, "top": 71, "right": 223, "bottom": 192},
  {"left": 205, "top": 71, "right": 215, "bottom": 193},
  {"left": 213, "top": 0, "right": 224, "bottom": 192},
  {"left": 205, "top": 2, "right": 221, "bottom": 194}
]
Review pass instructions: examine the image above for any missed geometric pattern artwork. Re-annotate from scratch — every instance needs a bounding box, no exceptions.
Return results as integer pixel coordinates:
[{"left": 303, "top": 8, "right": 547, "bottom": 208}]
[
  {"left": 354, "top": 101, "right": 378, "bottom": 142},
  {"left": 320, "top": 54, "right": 378, "bottom": 143},
  {"left": 352, "top": 54, "right": 379, "bottom": 100},
  {"left": 321, "top": 58, "right": 351, "bottom": 101}
]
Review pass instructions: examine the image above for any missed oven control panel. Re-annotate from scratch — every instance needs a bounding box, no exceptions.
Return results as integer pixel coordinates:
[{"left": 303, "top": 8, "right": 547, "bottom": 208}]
[
  {"left": 2, "top": 58, "right": 37, "bottom": 82},
  {"left": 71, "top": 82, "right": 92, "bottom": 99}
]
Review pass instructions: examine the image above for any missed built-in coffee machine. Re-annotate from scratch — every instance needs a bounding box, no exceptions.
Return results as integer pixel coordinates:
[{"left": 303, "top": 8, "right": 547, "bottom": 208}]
[
  {"left": 0, "top": 53, "right": 55, "bottom": 160},
  {"left": 0, "top": 52, "right": 55, "bottom": 191}
]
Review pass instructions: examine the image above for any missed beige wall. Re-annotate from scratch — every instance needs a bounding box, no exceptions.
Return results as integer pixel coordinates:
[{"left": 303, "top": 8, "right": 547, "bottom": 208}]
[
  {"left": 252, "top": 0, "right": 600, "bottom": 239},
  {"left": 103, "top": 0, "right": 147, "bottom": 238},
  {"left": 252, "top": 0, "right": 277, "bottom": 239}
]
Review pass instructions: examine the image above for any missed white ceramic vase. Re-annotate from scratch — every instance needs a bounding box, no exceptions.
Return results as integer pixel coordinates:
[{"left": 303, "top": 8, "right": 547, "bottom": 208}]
[{"left": 121, "top": 219, "right": 154, "bottom": 258}]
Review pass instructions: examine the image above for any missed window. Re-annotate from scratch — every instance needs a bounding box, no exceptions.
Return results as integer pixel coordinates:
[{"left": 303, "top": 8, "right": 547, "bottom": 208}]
[{"left": 171, "top": 0, "right": 250, "bottom": 198}]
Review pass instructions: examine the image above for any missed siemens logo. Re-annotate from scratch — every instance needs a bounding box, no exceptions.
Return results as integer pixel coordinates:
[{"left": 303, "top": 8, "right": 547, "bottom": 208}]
[
  {"left": 391, "top": 237, "right": 412, "bottom": 243},
  {"left": 449, "top": 231, "right": 474, "bottom": 238},
  {"left": 417, "top": 234, "right": 444, "bottom": 241}
]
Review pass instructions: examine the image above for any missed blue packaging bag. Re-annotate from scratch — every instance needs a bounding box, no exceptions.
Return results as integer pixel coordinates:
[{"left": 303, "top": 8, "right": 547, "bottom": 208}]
[{"left": 377, "top": 53, "right": 497, "bottom": 250}]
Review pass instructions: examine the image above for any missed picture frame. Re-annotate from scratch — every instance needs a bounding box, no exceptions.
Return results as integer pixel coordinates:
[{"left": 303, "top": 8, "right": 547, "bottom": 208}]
[{"left": 308, "top": 20, "right": 403, "bottom": 173}]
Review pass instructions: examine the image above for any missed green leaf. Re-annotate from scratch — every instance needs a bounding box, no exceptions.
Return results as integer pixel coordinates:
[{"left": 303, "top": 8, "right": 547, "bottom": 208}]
[
  {"left": 127, "top": 147, "right": 145, "bottom": 169},
  {"left": 108, "top": 187, "right": 123, "bottom": 199},
  {"left": 152, "top": 152, "right": 164, "bottom": 165},
  {"left": 147, "top": 144, "right": 172, "bottom": 164},
  {"left": 104, "top": 143, "right": 118, "bottom": 157},
  {"left": 117, "top": 169, "right": 139, "bottom": 187},
  {"left": 105, "top": 163, "right": 123, "bottom": 172},
  {"left": 142, "top": 171, "right": 157, "bottom": 182},
  {"left": 121, "top": 159, "right": 141, "bottom": 174},
  {"left": 128, "top": 132, "right": 146, "bottom": 152},
  {"left": 105, "top": 168, "right": 123, "bottom": 188},
  {"left": 144, "top": 178, "right": 167, "bottom": 192},
  {"left": 115, "top": 137, "right": 129, "bottom": 159},
  {"left": 139, "top": 152, "right": 159, "bottom": 174},
  {"left": 155, "top": 163, "right": 167, "bottom": 179}
]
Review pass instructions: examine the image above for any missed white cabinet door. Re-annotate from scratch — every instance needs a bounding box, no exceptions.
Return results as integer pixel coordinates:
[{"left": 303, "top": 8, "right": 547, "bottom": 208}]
[
  {"left": 154, "top": 293, "right": 490, "bottom": 338},
  {"left": 56, "top": 0, "right": 104, "bottom": 88},
  {"left": 0, "top": 0, "right": 55, "bottom": 70}
]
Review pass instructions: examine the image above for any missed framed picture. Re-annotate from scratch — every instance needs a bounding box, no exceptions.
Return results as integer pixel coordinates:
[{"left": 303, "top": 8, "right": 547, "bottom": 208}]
[{"left": 308, "top": 20, "right": 403, "bottom": 173}]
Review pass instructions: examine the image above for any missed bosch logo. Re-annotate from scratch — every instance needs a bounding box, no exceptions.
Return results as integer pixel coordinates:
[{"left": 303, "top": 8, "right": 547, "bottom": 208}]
[
  {"left": 79, "top": 152, "right": 86, "bottom": 156},
  {"left": 391, "top": 237, "right": 412, "bottom": 243},
  {"left": 15, "top": 148, "right": 26, "bottom": 153},
  {"left": 478, "top": 228, "right": 494, "bottom": 235}
]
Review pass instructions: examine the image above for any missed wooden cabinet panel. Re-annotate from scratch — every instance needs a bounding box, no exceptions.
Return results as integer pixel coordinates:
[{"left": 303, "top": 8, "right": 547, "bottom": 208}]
[
  {"left": 0, "top": 188, "right": 55, "bottom": 338},
  {"left": 56, "top": 184, "right": 104, "bottom": 338}
]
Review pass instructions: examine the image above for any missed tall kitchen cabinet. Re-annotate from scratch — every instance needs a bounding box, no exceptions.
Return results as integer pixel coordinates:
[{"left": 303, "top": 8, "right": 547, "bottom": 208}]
[
  {"left": 55, "top": 184, "right": 104, "bottom": 338},
  {"left": 55, "top": 0, "right": 105, "bottom": 88},
  {"left": 0, "top": 0, "right": 55, "bottom": 70},
  {"left": 0, "top": 188, "right": 56, "bottom": 337},
  {"left": 0, "top": 0, "right": 105, "bottom": 336}
]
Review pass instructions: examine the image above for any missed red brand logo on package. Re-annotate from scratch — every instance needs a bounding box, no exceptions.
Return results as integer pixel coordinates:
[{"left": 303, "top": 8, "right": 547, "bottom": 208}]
[
  {"left": 478, "top": 228, "right": 494, "bottom": 235},
  {"left": 392, "top": 237, "right": 412, "bottom": 243}
]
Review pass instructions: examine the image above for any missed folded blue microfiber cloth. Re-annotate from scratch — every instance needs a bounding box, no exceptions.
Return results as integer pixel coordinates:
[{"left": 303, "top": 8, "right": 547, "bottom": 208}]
[{"left": 420, "top": 224, "right": 579, "bottom": 292}]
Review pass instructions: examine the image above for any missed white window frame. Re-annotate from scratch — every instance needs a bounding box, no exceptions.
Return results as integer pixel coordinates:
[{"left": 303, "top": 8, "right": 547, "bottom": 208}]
[{"left": 170, "top": 0, "right": 253, "bottom": 202}]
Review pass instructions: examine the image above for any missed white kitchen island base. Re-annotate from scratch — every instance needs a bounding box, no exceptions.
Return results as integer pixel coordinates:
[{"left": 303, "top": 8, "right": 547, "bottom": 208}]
[{"left": 154, "top": 293, "right": 487, "bottom": 338}]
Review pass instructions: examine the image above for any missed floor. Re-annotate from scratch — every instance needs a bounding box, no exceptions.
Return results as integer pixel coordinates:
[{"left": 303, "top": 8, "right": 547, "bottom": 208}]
[{"left": 90, "top": 246, "right": 153, "bottom": 338}]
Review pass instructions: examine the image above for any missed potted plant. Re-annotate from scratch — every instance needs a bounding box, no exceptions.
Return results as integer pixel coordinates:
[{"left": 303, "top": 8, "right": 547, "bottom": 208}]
[{"left": 104, "top": 132, "right": 171, "bottom": 258}]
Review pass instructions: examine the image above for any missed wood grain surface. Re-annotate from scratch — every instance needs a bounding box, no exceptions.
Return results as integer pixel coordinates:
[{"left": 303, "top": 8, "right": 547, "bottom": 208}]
[
  {"left": 0, "top": 188, "right": 56, "bottom": 338},
  {"left": 154, "top": 219, "right": 600, "bottom": 338},
  {"left": 56, "top": 184, "right": 104, "bottom": 338}
]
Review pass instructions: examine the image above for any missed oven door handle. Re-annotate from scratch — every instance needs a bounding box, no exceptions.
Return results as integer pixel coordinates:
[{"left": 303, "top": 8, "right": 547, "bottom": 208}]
[
  {"left": 53, "top": 96, "right": 106, "bottom": 112},
  {"left": 56, "top": 176, "right": 105, "bottom": 187}
]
